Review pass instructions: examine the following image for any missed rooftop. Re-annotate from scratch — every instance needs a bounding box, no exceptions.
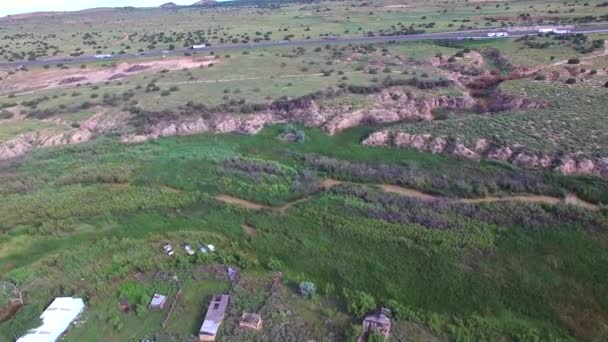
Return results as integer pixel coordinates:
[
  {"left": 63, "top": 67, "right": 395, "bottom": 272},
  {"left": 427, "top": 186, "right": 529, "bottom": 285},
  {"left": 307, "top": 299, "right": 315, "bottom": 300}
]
[
  {"left": 199, "top": 294, "right": 230, "bottom": 336},
  {"left": 17, "top": 297, "right": 85, "bottom": 342}
]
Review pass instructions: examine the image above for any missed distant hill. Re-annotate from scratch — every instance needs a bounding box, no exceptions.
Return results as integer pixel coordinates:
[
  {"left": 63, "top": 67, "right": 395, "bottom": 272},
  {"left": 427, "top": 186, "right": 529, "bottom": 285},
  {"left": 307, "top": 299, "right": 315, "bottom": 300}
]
[
  {"left": 191, "top": 0, "right": 218, "bottom": 6},
  {"left": 160, "top": 2, "right": 179, "bottom": 8}
]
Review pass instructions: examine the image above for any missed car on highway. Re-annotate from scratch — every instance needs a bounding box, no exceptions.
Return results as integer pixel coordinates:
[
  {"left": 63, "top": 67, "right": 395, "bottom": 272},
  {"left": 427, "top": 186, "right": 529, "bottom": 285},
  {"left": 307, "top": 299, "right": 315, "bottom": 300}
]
[{"left": 488, "top": 32, "right": 509, "bottom": 38}]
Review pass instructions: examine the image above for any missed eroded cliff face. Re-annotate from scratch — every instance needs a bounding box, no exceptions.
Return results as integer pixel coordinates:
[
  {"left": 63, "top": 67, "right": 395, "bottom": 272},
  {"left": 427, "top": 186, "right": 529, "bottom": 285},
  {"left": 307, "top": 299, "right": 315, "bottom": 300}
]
[
  {"left": 363, "top": 131, "right": 608, "bottom": 177},
  {"left": 322, "top": 90, "right": 477, "bottom": 135},
  {"left": 120, "top": 89, "right": 479, "bottom": 143},
  {"left": 0, "top": 110, "right": 126, "bottom": 161},
  {"left": 0, "top": 84, "right": 545, "bottom": 162}
]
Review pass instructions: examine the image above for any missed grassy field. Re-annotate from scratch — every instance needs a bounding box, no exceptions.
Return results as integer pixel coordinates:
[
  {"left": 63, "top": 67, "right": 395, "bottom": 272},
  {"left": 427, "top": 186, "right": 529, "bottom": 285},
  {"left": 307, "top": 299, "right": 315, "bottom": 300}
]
[
  {"left": 0, "top": 124, "right": 607, "bottom": 341},
  {"left": 1, "top": 1, "right": 608, "bottom": 341},
  {"left": 393, "top": 77, "right": 608, "bottom": 156},
  {"left": 0, "top": 0, "right": 607, "bottom": 62}
]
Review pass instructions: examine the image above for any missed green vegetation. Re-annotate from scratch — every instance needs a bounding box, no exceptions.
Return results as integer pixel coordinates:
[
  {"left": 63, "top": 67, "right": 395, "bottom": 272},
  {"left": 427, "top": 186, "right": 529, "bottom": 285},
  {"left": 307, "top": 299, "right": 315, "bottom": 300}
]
[
  {"left": 1, "top": 0, "right": 608, "bottom": 340},
  {"left": 397, "top": 78, "right": 608, "bottom": 156},
  {"left": 0, "top": 124, "right": 607, "bottom": 340}
]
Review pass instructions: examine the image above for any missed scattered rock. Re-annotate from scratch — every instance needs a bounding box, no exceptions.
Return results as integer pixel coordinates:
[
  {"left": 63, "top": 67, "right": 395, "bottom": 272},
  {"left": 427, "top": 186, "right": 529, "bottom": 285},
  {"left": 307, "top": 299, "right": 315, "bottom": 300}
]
[{"left": 452, "top": 143, "right": 479, "bottom": 159}]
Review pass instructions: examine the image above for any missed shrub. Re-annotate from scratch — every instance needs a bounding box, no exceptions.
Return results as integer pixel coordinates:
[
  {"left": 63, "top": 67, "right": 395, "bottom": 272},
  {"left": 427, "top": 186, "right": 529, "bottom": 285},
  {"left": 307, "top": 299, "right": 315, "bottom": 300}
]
[
  {"left": 346, "top": 324, "right": 363, "bottom": 342},
  {"left": 565, "top": 78, "right": 577, "bottom": 84},
  {"left": 299, "top": 281, "right": 316, "bottom": 299},
  {"left": 567, "top": 58, "right": 580, "bottom": 64},
  {"left": 0, "top": 110, "right": 14, "bottom": 119},
  {"left": 369, "top": 332, "right": 387, "bottom": 342},
  {"left": 343, "top": 288, "right": 375, "bottom": 317},
  {"left": 267, "top": 257, "right": 282, "bottom": 271},
  {"left": 295, "top": 130, "right": 306, "bottom": 143},
  {"left": 160, "top": 90, "right": 171, "bottom": 96}
]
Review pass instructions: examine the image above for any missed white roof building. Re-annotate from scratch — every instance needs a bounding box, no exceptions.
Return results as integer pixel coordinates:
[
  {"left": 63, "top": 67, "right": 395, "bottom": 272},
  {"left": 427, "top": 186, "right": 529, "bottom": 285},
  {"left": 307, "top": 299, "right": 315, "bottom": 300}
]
[
  {"left": 199, "top": 294, "right": 229, "bottom": 341},
  {"left": 17, "top": 297, "right": 85, "bottom": 342}
]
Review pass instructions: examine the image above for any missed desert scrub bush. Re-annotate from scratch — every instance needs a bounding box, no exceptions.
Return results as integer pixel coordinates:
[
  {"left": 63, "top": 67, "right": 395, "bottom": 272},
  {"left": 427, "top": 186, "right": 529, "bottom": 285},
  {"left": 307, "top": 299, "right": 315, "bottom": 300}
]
[
  {"left": 0, "top": 185, "right": 198, "bottom": 231},
  {"left": 52, "top": 237, "right": 162, "bottom": 287},
  {"left": 299, "top": 281, "right": 316, "bottom": 299},
  {"left": 302, "top": 154, "right": 557, "bottom": 199},
  {"left": 267, "top": 257, "right": 282, "bottom": 271},
  {"left": 343, "top": 288, "right": 375, "bottom": 317},
  {"left": 0, "top": 110, "right": 14, "bottom": 119}
]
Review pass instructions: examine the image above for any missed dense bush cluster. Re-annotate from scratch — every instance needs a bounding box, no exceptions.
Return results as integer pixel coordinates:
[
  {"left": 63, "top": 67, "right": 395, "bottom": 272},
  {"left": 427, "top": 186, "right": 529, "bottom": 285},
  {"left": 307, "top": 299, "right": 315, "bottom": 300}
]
[
  {"left": 302, "top": 154, "right": 558, "bottom": 199},
  {"left": 330, "top": 184, "right": 607, "bottom": 232}
]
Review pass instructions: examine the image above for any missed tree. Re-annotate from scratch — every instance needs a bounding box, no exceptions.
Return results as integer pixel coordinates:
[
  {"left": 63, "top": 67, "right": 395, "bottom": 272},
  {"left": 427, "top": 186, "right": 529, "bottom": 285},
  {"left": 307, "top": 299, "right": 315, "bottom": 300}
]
[
  {"left": 299, "top": 281, "right": 316, "bottom": 299},
  {"left": 343, "top": 289, "right": 376, "bottom": 317}
]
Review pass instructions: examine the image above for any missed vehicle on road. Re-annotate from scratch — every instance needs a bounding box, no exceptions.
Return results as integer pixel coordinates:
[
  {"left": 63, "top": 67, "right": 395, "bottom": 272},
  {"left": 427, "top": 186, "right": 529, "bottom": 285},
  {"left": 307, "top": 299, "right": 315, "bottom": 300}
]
[
  {"left": 192, "top": 44, "right": 207, "bottom": 49},
  {"left": 488, "top": 32, "right": 509, "bottom": 38}
]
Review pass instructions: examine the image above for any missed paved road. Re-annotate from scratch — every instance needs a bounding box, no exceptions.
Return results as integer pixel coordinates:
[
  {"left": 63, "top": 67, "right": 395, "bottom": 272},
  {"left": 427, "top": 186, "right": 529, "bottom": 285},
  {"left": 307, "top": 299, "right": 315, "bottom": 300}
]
[{"left": 1, "top": 25, "right": 608, "bottom": 68}]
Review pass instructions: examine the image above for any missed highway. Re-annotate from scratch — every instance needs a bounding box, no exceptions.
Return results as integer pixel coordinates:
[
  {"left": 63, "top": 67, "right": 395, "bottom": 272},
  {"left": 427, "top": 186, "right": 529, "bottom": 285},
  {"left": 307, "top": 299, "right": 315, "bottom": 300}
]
[{"left": 1, "top": 24, "right": 608, "bottom": 68}]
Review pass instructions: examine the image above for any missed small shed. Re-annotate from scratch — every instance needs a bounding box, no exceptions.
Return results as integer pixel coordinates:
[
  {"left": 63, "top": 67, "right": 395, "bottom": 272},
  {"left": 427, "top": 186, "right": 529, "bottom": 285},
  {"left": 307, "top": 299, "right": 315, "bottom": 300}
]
[
  {"left": 239, "top": 312, "right": 262, "bottom": 331},
  {"left": 149, "top": 294, "right": 168, "bottom": 310},
  {"left": 199, "top": 294, "right": 230, "bottom": 341},
  {"left": 362, "top": 308, "right": 392, "bottom": 338}
]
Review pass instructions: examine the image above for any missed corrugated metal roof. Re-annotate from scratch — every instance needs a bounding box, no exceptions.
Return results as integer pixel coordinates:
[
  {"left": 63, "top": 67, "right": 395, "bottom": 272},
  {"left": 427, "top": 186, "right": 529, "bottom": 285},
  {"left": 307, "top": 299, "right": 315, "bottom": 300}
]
[
  {"left": 17, "top": 297, "right": 85, "bottom": 342},
  {"left": 199, "top": 294, "right": 229, "bottom": 336}
]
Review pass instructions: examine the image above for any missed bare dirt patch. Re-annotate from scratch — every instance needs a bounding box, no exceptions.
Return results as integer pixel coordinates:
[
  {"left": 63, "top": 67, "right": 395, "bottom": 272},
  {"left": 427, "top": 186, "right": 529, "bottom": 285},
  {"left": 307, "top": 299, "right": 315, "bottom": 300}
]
[
  {"left": 379, "top": 184, "right": 440, "bottom": 201},
  {"left": 320, "top": 178, "right": 343, "bottom": 190},
  {"left": 215, "top": 195, "right": 268, "bottom": 210},
  {"left": 0, "top": 300, "right": 22, "bottom": 323},
  {"left": 243, "top": 224, "right": 257, "bottom": 237},
  {"left": 0, "top": 56, "right": 217, "bottom": 95}
]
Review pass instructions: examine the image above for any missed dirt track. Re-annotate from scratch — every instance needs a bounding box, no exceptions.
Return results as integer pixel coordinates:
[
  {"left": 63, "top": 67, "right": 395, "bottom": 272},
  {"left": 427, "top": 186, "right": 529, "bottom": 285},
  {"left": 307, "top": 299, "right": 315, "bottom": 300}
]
[{"left": 215, "top": 179, "right": 599, "bottom": 213}]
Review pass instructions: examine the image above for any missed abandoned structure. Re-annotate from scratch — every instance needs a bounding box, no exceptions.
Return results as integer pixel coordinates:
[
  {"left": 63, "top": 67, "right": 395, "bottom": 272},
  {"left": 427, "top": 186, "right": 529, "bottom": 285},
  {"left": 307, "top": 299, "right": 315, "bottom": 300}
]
[
  {"left": 149, "top": 293, "right": 168, "bottom": 310},
  {"left": 239, "top": 312, "right": 263, "bottom": 331},
  {"left": 17, "top": 297, "right": 85, "bottom": 342},
  {"left": 199, "top": 294, "right": 230, "bottom": 341},
  {"left": 361, "top": 308, "right": 392, "bottom": 340}
]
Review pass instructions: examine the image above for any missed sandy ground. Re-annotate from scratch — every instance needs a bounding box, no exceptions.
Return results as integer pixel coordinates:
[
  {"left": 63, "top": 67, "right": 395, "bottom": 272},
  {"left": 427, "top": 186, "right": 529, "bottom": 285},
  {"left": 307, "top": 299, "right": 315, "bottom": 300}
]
[{"left": 0, "top": 56, "right": 217, "bottom": 95}]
